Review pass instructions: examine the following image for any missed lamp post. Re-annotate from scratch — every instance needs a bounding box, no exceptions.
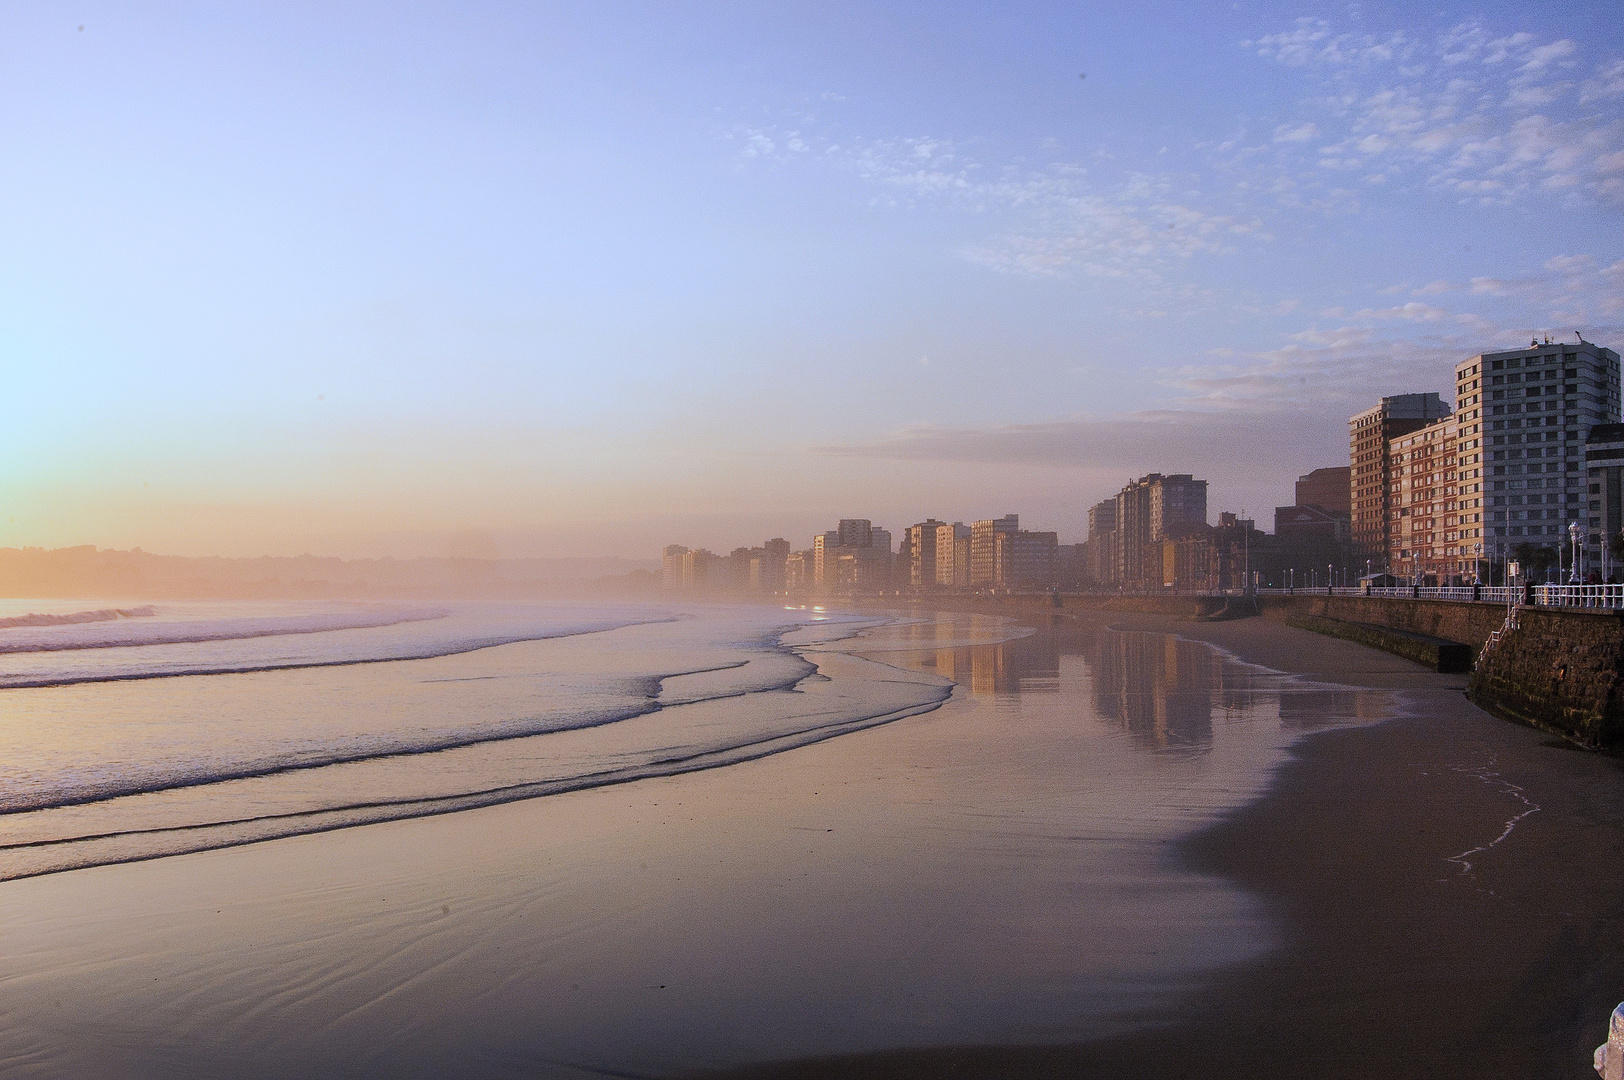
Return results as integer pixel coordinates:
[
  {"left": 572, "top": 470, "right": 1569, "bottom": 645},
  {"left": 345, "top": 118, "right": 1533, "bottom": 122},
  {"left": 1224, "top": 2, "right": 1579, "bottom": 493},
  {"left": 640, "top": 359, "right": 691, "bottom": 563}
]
[{"left": 1570, "top": 522, "right": 1582, "bottom": 585}]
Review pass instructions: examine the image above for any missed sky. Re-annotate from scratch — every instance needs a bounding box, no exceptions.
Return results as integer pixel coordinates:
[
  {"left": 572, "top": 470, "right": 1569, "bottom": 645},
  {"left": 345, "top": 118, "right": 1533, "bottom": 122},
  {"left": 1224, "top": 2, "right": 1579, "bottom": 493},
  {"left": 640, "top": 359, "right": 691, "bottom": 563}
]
[{"left": 2, "top": 0, "right": 1621, "bottom": 559}]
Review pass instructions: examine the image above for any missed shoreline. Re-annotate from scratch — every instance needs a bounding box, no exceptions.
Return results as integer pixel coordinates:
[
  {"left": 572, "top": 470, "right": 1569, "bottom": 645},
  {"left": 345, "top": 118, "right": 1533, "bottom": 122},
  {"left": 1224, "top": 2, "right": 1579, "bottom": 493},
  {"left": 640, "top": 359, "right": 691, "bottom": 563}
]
[{"left": 705, "top": 607, "right": 1624, "bottom": 1079}]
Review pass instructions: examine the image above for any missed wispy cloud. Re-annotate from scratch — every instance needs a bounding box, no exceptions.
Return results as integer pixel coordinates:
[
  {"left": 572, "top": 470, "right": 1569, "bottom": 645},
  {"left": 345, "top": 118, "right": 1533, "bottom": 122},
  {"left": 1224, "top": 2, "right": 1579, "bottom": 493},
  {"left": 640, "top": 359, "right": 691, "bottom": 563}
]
[
  {"left": 727, "top": 15, "right": 1620, "bottom": 306},
  {"left": 726, "top": 124, "right": 1268, "bottom": 284},
  {"left": 1245, "top": 18, "right": 1624, "bottom": 206},
  {"left": 814, "top": 409, "right": 1327, "bottom": 470}
]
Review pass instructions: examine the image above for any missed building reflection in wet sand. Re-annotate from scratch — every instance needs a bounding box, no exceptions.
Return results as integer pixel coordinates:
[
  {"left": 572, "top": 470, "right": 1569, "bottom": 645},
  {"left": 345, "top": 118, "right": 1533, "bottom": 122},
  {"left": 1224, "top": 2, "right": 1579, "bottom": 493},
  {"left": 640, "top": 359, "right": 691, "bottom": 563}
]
[
  {"left": 877, "top": 612, "right": 1061, "bottom": 696},
  {"left": 1090, "top": 630, "right": 1221, "bottom": 749},
  {"left": 866, "top": 611, "right": 1385, "bottom": 750}
]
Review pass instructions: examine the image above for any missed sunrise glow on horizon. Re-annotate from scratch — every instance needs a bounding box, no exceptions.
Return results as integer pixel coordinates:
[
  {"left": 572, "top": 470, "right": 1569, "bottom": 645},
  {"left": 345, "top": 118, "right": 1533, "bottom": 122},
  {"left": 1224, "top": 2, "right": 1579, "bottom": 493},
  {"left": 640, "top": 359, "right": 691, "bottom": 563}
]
[{"left": 4, "top": 1, "right": 1621, "bottom": 560}]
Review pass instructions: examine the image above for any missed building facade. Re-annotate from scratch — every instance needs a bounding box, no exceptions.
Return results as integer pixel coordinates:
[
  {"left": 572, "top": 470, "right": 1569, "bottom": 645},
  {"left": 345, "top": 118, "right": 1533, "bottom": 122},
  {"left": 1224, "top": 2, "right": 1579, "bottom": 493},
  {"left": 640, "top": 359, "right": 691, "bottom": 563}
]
[
  {"left": 1083, "top": 499, "right": 1118, "bottom": 585},
  {"left": 1482, "top": 341, "right": 1621, "bottom": 556},
  {"left": 907, "top": 520, "right": 945, "bottom": 588},
  {"left": 1349, "top": 339, "right": 1620, "bottom": 582},
  {"left": 1113, "top": 474, "right": 1207, "bottom": 587},
  {"left": 934, "top": 522, "right": 970, "bottom": 587},
  {"left": 1349, "top": 393, "right": 1451, "bottom": 568},
  {"left": 1585, "top": 424, "right": 1624, "bottom": 576},
  {"left": 969, "top": 515, "right": 1019, "bottom": 587},
  {"left": 1386, "top": 414, "right": 1466, "bottom": 582},
  {"left": 992, "top": 529, "right": 1058, "bottom": 588},
  {"left": 661, "top": 545, "right": 688, "bottom": 589},
  {"left": 1295, "top": 467, "right": 1352, "bottom": 515}
]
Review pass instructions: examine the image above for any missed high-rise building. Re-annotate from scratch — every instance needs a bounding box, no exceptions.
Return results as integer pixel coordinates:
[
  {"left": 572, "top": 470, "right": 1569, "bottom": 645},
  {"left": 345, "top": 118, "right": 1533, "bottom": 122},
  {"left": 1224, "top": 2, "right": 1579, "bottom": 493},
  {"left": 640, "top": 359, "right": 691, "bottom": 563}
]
[
  {"left": 837, "top": 519, "right": 872, "bottom": 548},
  {"left": 753, "top": 538, "right": 791, "bottom": 593},
  {"left": 1084, "top": 499, "right": 1118, "bottom": 585},
  {"left": 934, "top": 522, "right": 970, "bottom": 587},
  {"left": 811, "top": 531, "right": 840, "bottom": 588},
  {"left": 681, "top": 549, "right": 717, "bottom": 589},
  {"left": 1387, "top": 414, "right": 1464, "bottom": 581},
  {"left": 970, "top": 515, "right": 1019, "bottom": 587},
  {"left": 906, "top": 520, "right": 945, "bottom": 588},
  {"left": 1295, "top": 467, "right": 1352, "bottom": 516},
  {"left": 1349, "top": 393, "right": 1451, "bottom": 568},
  {"left": 1585, "top": 424, "right": 1624, "bottom": 557},
  {"left": 1113, "top": 475, "right": 1207, "bottom": 586},
  {"left": 784, "top": 550, "right": 814, "bottom": 592},
  {"left": 1481, "top": 340, "right": 1621, "bottom": 555},
  {"left": 993, "top": 529, "right": 1058, "bottom": 588},
  {"left": 1353, "top": 339, "right": 1620, "bottom": 582},
  {"left": 661, "top": 545, "right": 688, "bottom": 589}
]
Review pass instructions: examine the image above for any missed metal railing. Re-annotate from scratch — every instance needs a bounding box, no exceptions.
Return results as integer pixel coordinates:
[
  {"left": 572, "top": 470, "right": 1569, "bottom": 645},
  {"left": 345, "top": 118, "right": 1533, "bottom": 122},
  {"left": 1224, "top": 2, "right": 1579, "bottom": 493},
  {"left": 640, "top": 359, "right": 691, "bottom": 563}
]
[
  {"left": 1252, "top": 584, "right": 1624, "bottom": 608},
  {"left": 1532, "top": 583, "right": 1624, "bottom": 608}
]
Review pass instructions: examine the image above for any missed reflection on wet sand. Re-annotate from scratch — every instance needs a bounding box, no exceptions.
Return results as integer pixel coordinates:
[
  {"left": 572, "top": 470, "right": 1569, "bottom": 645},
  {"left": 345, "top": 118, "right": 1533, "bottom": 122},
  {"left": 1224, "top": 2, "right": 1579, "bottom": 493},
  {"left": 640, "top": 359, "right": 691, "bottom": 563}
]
[
  {"left": 1091, "top": 631, "right": 1222, "bottom": 749},
  {"left": 861, "top": 610, "right": 1387, "bottom": 751}
]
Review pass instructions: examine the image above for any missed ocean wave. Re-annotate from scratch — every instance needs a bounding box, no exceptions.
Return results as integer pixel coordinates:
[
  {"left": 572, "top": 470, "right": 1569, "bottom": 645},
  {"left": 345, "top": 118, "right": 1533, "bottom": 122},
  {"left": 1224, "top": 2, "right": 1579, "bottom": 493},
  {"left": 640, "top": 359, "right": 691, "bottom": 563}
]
[
  {"left": 0, "top": 675, "right": 952, "bottom": 882},
  {"left": 1, "top": 645, "right": 817, "bottom": 818},
  {"left": 0, "top": 605, "right": 156, "bottom": 630},
  {"left": 0, "top": 619, "right": 675, "bottom": 689},
  {"left": 0, "top": 606, "right": 970, "bottom": 882},
  {"left": 0, "top": 606, "right": 451, "bottom": 655}
]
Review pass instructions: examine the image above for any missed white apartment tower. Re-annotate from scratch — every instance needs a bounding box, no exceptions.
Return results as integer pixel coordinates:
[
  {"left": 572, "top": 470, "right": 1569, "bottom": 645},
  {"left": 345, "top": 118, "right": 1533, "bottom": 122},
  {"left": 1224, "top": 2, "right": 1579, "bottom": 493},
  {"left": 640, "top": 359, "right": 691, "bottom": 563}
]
[{"left": 1480, "top": 340, "right": 1621, "bottom": 547}]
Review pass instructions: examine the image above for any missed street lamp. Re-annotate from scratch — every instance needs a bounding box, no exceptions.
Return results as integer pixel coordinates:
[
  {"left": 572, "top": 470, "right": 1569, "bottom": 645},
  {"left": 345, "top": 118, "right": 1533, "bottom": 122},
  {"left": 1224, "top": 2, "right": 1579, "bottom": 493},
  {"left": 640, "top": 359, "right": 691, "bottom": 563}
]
[{"left": 1570, "top": 522, "right": 1582, "bottom": 585}]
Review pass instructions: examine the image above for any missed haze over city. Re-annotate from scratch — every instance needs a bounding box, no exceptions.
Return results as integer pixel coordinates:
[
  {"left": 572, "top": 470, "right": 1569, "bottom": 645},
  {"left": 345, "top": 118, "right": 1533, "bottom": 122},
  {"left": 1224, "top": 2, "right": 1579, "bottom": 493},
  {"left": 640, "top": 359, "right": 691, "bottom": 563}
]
[{"left": 4, "top": 0, "right": 1621, "bottom": 561}]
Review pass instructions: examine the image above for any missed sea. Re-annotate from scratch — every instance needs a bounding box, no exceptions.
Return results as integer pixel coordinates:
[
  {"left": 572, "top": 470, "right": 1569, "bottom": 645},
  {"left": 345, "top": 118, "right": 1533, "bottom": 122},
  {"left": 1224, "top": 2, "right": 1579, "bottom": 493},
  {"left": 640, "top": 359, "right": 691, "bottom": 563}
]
[{"left": 0, "top": 598, "right": 1389, "bottom": 1078}]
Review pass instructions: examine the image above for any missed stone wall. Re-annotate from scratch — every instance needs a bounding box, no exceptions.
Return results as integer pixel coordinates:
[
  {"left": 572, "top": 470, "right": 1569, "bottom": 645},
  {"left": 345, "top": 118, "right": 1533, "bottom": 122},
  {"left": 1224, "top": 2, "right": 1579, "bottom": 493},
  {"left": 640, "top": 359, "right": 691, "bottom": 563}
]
[
  {"left": 1255, "top": 594, "right": 1508, "bottom": 650},
  {"left": 1467, "top": 608, "right": 1624, "bottom": 748}
]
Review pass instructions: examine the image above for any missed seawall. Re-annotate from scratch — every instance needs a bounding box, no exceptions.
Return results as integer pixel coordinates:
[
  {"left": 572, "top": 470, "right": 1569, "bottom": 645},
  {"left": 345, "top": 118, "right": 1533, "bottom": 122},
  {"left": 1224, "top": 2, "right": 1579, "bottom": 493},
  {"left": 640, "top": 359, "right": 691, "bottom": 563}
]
[{"left": 1467, "top": 607, "right": 1624, "bottom": 748}]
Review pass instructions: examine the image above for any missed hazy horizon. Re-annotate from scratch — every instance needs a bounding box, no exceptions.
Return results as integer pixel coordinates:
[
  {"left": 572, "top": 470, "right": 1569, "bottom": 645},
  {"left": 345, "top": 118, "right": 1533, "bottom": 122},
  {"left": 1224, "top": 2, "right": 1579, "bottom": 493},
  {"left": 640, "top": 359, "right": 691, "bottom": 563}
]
[{"left": 5, "top": 1, "right": 1621, "bottom": 561}]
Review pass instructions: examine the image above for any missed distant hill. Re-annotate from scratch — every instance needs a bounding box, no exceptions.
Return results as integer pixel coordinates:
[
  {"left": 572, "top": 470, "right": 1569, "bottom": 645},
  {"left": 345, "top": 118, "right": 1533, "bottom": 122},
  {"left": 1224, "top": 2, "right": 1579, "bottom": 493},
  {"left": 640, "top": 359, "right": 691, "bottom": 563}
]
[{"left": 0, "top": 546, "right": 662, "bottom": 601}]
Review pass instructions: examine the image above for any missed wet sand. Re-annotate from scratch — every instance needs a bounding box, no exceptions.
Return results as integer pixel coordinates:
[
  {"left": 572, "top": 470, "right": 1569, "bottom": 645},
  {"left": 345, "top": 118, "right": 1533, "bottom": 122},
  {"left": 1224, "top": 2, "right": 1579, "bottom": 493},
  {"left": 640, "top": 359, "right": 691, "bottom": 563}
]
[{"left": 706, "top": 609, "right": 1624, "bottom": 1080}]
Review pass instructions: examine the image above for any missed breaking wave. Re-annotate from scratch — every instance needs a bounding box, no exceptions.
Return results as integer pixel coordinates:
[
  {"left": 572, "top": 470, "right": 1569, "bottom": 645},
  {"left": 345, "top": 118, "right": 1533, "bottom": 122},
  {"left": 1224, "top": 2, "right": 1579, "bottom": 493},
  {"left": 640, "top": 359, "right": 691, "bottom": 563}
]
[{"left": 0, "top": 605, "right": 156, "bottom": 630}]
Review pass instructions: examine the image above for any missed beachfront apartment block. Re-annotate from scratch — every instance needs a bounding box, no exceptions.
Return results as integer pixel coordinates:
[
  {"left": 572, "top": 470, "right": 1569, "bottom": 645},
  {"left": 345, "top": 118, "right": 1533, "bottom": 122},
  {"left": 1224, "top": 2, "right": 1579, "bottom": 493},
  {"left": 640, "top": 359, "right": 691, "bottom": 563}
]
[
  {"left": 1585, "top": 424, "right": 1624, "bottom": 552},
  {"left": 1481, "top": 340, "right": 1621, "bottom": 554},
  {"left": 1295, "top": 467, "right": 1352, "bottom": 515},
  {"left": 1386, "top": 413, "right": 1468, "bottom": 582},
  {"left": 662, "top": 545, "right": 689, "bottom": 589},
  {"left": 1112, "top": 474, "right": 1208, "bottom": 587},
  {"left": 1352, "top": 338, "right": 1622, "bottom": 582},
  {"left": 969, "top": 515, "right": 1020, "bottom": 587},
  {"left": 1349, "top": 394, "right": 1451, "bottom": 568},
  {"left": 934, "top": 522, "right": 971, "bottom": 587},
  {"left": 993, "top": 529, "right": 1059, "bottom": 588},
  {"left": 1082, "top": 499, "right": 1118, "bottom": 586},
  {"left": 906, "top": 519, "right": 945, "bottom": 588}
]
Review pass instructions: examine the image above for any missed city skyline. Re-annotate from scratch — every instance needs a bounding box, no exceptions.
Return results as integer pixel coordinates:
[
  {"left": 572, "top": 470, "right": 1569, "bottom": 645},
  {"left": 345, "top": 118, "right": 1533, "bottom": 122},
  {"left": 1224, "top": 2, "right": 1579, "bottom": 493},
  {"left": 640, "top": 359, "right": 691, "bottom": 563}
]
[{"left": 4, "top": 2, "right": 1621, "bottom": 560}]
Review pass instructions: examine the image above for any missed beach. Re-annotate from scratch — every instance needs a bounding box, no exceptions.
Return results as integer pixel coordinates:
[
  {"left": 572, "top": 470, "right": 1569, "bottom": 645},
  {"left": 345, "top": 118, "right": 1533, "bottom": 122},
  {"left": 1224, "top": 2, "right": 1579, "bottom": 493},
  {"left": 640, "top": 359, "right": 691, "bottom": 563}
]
[
  {"left": 1, "top": 604, "right": 1620, "bottom": 1078},
  {"left": 711, "top": 608, "right": 1624, "bottom": 1079}
]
